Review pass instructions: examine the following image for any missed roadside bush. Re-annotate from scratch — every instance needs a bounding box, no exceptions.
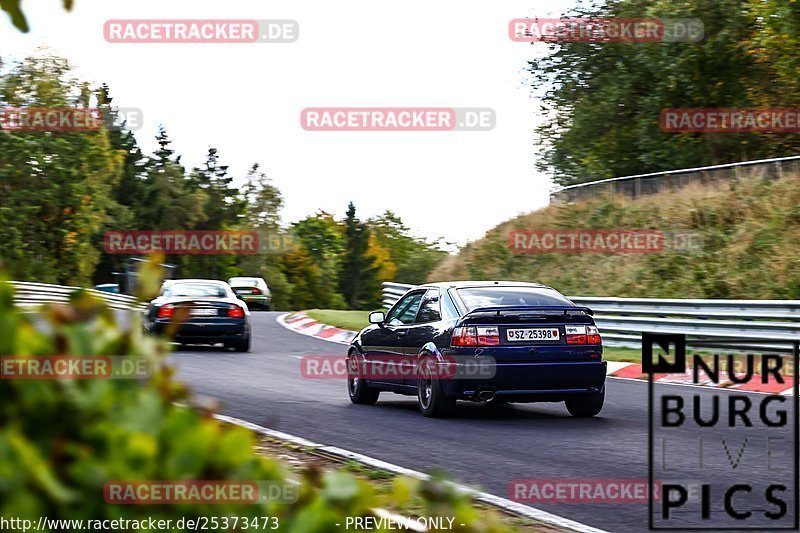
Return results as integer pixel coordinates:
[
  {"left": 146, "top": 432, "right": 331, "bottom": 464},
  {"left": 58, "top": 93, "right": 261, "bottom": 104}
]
[{"left": 0, "top": 275, "right": 511, "bottom": 532}]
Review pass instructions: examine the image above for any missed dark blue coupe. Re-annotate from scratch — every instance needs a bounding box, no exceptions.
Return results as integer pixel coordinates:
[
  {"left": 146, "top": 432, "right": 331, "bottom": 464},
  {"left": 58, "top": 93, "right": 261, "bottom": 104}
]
[{"left": 348, "top": 281, "right": 606, "bottom": 417}]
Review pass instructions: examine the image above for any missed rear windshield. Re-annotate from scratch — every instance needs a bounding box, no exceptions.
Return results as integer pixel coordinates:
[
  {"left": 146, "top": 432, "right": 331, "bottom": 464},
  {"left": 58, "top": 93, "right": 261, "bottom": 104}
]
[
  {"left": 164, "top": 283, "right": 227, "bottom": 298},
  {"left": 456, "top": 287, "right": 573, "bottom": 311}
]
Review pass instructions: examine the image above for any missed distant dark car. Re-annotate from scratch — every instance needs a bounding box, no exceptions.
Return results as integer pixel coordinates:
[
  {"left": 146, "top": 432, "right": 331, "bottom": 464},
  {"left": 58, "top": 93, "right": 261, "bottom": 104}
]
[
  {"left": 348, "top": 281, "right": 605, "bottom": 418},
  {"left": 228, "top": 277, "right": 271, "bottom": 310},
  {"left": 144, "top": 279, "right": 251, "bottom": 352}
]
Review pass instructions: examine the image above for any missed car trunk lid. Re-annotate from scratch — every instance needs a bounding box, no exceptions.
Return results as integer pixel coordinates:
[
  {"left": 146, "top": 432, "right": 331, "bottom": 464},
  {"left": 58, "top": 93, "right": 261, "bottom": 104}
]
[{"left": 455, "top": 306, "right": 602, "bottom": 362}]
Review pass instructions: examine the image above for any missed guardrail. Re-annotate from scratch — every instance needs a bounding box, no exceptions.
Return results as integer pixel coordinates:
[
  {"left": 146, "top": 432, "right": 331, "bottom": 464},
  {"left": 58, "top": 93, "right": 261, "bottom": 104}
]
[
  {"left": 382, "top": 282, "right": 414, "bottom": 310},
  {"left": 10, "top": 281, "right": 145, "bottom": 311},
  {"left": 382, "top": 282, "right": 800, "bottom": 351},
  {"left": 550, "top": 155, "right": 800, "bottom": 204}
]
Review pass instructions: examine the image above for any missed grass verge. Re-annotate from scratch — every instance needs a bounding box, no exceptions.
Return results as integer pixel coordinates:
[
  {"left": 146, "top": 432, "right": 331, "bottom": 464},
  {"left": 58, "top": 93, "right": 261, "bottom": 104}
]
[
  {"left": 601, "top": 346, "right": 642, "bottom": 363},
  {"left": 305, "top": 309, "right": 371, "bottom": 331}
]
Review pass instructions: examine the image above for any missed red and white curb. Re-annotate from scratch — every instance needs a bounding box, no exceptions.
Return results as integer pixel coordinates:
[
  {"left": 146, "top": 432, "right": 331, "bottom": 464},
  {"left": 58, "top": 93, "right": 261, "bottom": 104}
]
[
  {"left": 215, "top": 412, "right": 609, "bottom": 533},
  {"left": 277, "top": 314, "right": 794, "bottom": 394},
  {"left": 277, "top": 312, "right": 357, "bottom": 344},
  {"left": 606, "top": 361, "right": 794, "bottom": 395}
]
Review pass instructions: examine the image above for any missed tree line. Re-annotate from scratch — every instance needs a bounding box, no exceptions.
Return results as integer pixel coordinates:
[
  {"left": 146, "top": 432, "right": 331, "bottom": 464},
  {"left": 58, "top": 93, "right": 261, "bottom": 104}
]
[
  {"left": 0, "top": 53, "right": 446, "bottom": 310},
  {"left": 531, "top": 0, "right": 800, "bottom": 186}
]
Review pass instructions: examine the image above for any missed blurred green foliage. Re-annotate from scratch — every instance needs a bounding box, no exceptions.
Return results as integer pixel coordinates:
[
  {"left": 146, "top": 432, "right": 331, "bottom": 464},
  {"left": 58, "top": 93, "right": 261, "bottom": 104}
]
[
  {"left": 0, "top": 0, "right": 73, "bottom": 32},
  {"left": 0, "top": 277, "right": 510, "bottom": 531}
]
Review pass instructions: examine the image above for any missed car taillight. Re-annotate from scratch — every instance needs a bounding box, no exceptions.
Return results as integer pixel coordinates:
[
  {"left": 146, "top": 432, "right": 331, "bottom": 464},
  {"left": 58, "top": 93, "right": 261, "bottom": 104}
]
[
  {"left": 566, "top": 325, "right": 602, "bottom": 345},
  {"left": 452, "top": 326, "right": 499, "bottom": 347},
  {"left": 228, "top": 305, "right": 245, "bottom": 318},
  {"left": 587, "top": 325, "right": 602, "bottom": 345},
  {"left": 451, "top": 326, "right": 477, "bottom": 347},
  {"left": 156, "top": 304, "right": 174, "bottom": 319},
  {"left": 250, "top": 288, "right": 261, "bottom": 295},
  {"left": 476, "top": 326, "right": 500, "bottom": 346}
]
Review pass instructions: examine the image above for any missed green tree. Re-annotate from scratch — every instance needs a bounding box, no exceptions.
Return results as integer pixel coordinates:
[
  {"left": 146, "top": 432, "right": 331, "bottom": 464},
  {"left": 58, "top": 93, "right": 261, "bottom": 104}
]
[
  {"left": 189, "top": 147, "right": 244, "bottom": 230},
  {"left": 339, "top": 202, "right": 380, "bottom": 309},
  {"left": 291, "top": 211, "right": 347, "bottom": 308},
  {"left": 235, "top": 164, "right": 294, "bottom": 310},
  {"left": 0, "top": 54, "right": 122, "bottom": 285},
  {"left": 92, "top": 83, "right": 147, "bottom": 285},
  {"left": 137, "top": 127, "right": 208, "bottom": 231},
  {"left": 368, "top": 211, "right": 447, "bottom": 284},
  {"left": 531, "top": 0, "right": 800, "bottom": 186},
  {"left": 747, "top": 0, "right": 800, "bottom": 156},
  {"left": 241, "top": 163, "right": 283, "bottom": 230},
  {"left": 178, "top": 147, "right": 244, "bottom": 279},
  {"left": 282, "top": 245, "right": 324, "bottom": 309}
]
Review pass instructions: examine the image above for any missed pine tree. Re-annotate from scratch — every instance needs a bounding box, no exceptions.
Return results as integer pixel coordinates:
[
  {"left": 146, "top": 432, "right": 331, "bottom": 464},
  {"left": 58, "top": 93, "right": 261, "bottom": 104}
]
[{"left": 339, "top": 202, "right": 380, "bottom": 309}]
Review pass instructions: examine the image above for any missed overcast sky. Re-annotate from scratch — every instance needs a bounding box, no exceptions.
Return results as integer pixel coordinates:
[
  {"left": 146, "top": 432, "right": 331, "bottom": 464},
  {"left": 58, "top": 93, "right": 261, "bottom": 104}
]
[{"left": 0, "top": 0, "right": 576, "bottom": 246}]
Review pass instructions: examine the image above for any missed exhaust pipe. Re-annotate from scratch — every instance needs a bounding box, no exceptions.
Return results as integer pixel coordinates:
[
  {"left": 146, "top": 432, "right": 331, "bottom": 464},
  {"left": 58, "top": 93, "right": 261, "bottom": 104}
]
[{"left": 478, "top": 390, "right": 495, "bottom": 402}]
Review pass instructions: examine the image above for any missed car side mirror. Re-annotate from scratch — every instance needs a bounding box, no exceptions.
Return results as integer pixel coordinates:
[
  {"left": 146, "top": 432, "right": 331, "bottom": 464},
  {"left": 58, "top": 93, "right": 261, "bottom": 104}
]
[{"left": 368, "top": 311, "right": 386, "bottom": 325}]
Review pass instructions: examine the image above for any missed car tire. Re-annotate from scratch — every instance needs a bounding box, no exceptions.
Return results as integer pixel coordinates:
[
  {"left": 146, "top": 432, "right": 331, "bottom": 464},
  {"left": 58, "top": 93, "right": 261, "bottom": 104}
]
[
  {"left": 565, "top": 387, "right": 605, "bottom": 417},
  {"left": 230, "top": 334, "right": 251, "bottom": 353},
  {"left": 347, "top": 352, "right": 380, "bottom": 405},
  {"left": 417, "top": 357, "right": 456, "bottom": 418}
]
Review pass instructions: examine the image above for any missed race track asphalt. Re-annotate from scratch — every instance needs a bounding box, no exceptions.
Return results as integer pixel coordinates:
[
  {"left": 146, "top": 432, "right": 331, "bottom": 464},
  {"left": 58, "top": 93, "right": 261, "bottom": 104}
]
[{"left": 169, "top": 312, "right": 797, "bottom": 532}]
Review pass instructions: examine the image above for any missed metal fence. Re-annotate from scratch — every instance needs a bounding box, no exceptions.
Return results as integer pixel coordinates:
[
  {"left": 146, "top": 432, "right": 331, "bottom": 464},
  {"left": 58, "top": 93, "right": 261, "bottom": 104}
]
[
  {"left": 382, "top": 282, "right": 800, "bottom": 352},
  {"left": 550, "top": 155, "right": 800, "bottom": 204},
  {"left": 10, "top": 281, "right": 145, "bottom": 311}
]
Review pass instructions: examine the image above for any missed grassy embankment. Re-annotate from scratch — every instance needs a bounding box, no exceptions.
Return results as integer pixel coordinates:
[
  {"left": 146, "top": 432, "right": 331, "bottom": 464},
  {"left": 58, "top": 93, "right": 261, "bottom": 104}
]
[{"left": 431, "top": 172, "right": 800, "bottom": 299}]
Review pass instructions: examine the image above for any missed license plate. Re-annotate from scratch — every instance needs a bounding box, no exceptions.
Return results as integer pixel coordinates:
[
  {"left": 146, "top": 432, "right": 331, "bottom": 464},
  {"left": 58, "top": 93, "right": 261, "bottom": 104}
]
[
  {"left": 236, "top": 289, "right": 253, "bottom": 294},
  {"left": 505, "top": 328, "right": 560, "bottom": 341},
  {"left": 190, "top": 308, "right": 218, "bottom": 316}
]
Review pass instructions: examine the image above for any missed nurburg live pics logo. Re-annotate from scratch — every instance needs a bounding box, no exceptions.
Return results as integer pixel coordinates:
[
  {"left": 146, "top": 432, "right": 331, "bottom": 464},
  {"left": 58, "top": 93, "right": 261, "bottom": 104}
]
[{"left": 646, "top": 332, "right": 799, "bottom": 530}]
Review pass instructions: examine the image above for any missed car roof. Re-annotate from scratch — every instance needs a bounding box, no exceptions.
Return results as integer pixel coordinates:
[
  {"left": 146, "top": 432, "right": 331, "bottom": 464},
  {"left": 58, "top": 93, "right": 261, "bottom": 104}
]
[{"left": 416, "top": 280, "right": 554, "bottom": 291}]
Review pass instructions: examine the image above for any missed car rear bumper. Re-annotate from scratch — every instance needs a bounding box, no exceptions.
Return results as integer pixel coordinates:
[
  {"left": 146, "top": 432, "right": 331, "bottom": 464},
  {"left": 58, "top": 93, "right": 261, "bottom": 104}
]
[
  {"left": 150, "top": 319, "right": 248, "bottom": 343},
  {"left": 240, "top": 295, "right": 270, "bottom": 306},
  {"left": 440, "top": 360, "right": 607, "bottom": 401}
]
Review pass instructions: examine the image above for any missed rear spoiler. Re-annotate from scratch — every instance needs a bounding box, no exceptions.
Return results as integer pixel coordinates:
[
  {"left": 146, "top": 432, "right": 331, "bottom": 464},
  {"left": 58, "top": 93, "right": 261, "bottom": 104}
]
[{"left": 464, "top": 305, "right": 594, "bottom": 317}]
